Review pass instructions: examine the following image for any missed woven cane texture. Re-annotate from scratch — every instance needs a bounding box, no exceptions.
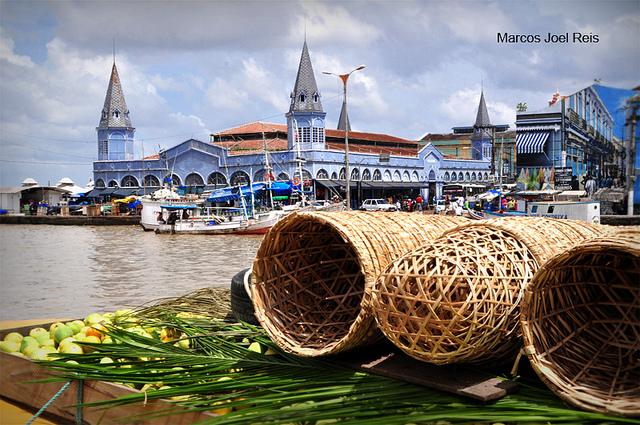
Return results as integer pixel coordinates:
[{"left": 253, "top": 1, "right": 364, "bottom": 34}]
[
  {"left": 521, "top": 236, "right": 640, "bottom": 416},
  {"left": 251, "top": 211, "right": 462, "bottom": 357},
  {"left": 372, "top": 217, "right": 605, "bottom": 365},
  {"left": 373, "top": 225, "right": 537, "bottom": 364},
  {"left": 485, "top": 217, "right": 606, "bottom": 263}
]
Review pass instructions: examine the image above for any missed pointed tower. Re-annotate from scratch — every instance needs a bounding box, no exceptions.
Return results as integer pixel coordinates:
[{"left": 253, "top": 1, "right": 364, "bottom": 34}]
[
  {"left": 337, "top": 100, "right": 350, "bottom": 131},
  {"left": 286, "top": 41, "right": 326, "bottom": 150},
  {"left": 97, "top": 62, "right": 135, "bottom": 161},
  {"left": 471, "top": 91, "right": 494, "bottom": 161}
]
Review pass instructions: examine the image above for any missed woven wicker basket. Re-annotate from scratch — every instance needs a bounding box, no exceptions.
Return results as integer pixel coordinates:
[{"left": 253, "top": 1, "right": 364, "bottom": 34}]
[
  {"left": 251, "top": 211, "right": 462, "bottom": 357},
  {"left": 372, "top": 217, "right": 606, "bottom": 365},
  {"left": 521, "top": 233, "right": 640, "bottom": 416}
]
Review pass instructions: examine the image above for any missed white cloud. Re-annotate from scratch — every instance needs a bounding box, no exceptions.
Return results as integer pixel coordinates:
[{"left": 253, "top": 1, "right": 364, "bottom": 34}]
[
  {"left": 295, "top": 2, "right": 382, "bottom": 45},
  {"left": 0, "top": 35, "right": 34, "bottom": 68}
]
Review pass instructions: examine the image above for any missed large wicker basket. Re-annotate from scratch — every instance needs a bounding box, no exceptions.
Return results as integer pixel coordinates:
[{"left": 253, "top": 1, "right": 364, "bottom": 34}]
[
  {"left": 521, "top": 232, "right": 640, "bottom": 416},
  {"left": 372, "top": 217, "right": 606, "bottom": 365},
  {"left": 251, "top": 211, "right": 462, "bottom": 357}
]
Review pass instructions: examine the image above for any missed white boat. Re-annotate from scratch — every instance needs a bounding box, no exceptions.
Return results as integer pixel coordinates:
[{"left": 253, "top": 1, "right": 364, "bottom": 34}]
[
  {"left": 154, "top": 205, "right": 249, "bottom": 235},
  {"left": 526, "top": 200, "right": 600, "bottom": 224},
  {"left": 140, "top": 187, "right": 190, "bottom": 231}
]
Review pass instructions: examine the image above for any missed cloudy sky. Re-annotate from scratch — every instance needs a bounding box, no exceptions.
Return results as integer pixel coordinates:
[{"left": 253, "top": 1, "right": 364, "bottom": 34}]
[{"left": 0, "top": 0, "right": 638, "bottom": 187}]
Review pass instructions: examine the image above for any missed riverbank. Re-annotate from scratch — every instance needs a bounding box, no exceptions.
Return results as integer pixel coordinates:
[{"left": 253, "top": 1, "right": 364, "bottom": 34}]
[{"left": 0, "top": 215, "right": 140, "bottom": 225}]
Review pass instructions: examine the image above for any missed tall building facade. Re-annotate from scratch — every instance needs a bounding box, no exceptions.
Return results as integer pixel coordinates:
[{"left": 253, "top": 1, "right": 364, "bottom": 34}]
[
  {"left": 516, "top": 85, "right": 617, "bottom": 186},
  {"left": 92, "top": 42, "right": 494, "bottom": 205},
  {"left": 97, "top": 62, "right": 135, "bottom": 161}
]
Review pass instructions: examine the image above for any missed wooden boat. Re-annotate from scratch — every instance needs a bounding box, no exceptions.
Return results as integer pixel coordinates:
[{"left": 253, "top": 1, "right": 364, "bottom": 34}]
[{"left": 0, "top": 320, "right": 214, "bottom": 424}]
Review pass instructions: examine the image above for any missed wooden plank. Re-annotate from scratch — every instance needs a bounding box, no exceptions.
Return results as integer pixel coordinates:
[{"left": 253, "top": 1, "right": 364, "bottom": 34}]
[
  {"left": 0, "top": 322, "right": 216, "bottom": 424},
  {"left": 336, "top": 346, "right": 519, "bottom": 402}
]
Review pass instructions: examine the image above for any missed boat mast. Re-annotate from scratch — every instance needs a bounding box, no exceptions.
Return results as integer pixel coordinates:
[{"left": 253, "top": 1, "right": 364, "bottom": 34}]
[{"left": 262, "top": 131, "right": 274, "bottom": 208}]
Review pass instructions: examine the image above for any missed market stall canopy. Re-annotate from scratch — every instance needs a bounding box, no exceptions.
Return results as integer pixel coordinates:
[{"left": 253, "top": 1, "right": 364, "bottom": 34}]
[{"left": 207, "top": 183, "right": 266, "bottom": 203}]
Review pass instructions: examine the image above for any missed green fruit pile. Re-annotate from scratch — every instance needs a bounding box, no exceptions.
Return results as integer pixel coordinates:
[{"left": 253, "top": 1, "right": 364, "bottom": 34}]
[{"left": 0, "top": 314, "right": 116, "bottom": 361}]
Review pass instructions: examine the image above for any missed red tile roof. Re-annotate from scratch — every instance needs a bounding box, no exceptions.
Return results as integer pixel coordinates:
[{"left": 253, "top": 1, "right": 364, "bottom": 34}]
[
  {"left": 213, "top": 137, "right": 288, "bottom": 154},
  {"left": 215, "top": 121, "right": 287, "bottom": 136}
]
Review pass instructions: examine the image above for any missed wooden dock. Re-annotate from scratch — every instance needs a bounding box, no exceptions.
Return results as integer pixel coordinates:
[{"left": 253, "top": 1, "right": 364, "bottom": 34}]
[{"left": 0, "top": 215, "right": 140, "bottom": 226}]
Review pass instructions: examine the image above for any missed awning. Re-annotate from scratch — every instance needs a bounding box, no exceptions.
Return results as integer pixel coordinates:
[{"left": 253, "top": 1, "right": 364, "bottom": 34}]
[
  {"left": 516, "top": 132, "right": 549, "bottom": 154},
  {"left": 113, "top": 188, "right": 138, "bottom": 197},
  {"left": 316, "top": 180, "right": 428, "bottom": 189}
]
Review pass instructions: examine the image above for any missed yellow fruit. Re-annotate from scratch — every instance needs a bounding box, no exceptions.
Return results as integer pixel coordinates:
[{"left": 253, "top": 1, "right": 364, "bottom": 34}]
[
  {"left": 247, "top": 342, "right": 262, "bottom": 353},
  {"left": 20, "top": 337, "right": 39, "bottom": 353},
  {"left": 102, "top": 336, "right": 114, "bottom": 344},
  {"left": 41, "top": 339, "right": 56, "bottom": 347},
  {"left": 54, "top": 325, "right": 74, "bottom": 344},
  {"left": 85, "top": 326, "right": 104, "bottom": 340},
  {"left": 66, "top": 320, "right": 84, "bottom": 334},
  {"left": 22, "top": 344, "right": 40, "bottom": 358},
  {"left": 34, "top": 332, "right": 51, "bottom": 345},
  {"left": 100, "top": 357, "right": 114, "bottom": 364},
  {"left": 59, "top": 337, "right": 77, "bottom": 348},
  {"left": 29, "top": 327, "right": 48, "bottom": 339},
  {"left": 49, "top": 322, "right": 65, "bottom": 339},
  {"left": 31, "top": 346, "right": 56, "bottom": 361},
  {"left": 4, "top": 332, "right": 23, "bottom": 343},
  {"left": 84, "top": 313, "right": 104, "bottom": 326},
  {"left": 0, "top": 341, "right": 20, "bottom": 353},
  {"left": 211, "top": 400, "right": 232, "bottom": 415},
  {"left": 59, "top": 343, "right": 83, "bottom": 354}
]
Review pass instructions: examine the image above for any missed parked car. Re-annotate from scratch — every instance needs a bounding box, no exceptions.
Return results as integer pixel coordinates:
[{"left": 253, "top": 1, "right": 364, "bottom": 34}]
[
  {"left": 360, "top": 199, "right": 397, "bottom": 212},
  {"left": 434, "top": 199, "right": 446, "bottom": 214}
]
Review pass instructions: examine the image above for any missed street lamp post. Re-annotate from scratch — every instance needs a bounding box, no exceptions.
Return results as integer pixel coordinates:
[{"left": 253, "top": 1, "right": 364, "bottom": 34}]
[{"left": 323, "top": 65, "right": 365, "bottom": 210}]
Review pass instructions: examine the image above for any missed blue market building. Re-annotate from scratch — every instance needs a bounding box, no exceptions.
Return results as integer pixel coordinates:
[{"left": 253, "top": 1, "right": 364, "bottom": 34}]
[{"left": 92, "top": 42, "right": 495, "bottom": 206}]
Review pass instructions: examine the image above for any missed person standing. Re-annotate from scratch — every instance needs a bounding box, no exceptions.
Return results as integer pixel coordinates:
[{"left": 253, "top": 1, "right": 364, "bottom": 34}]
[{"left": 415, "top": 194, "right": 423, "bottom": 212}]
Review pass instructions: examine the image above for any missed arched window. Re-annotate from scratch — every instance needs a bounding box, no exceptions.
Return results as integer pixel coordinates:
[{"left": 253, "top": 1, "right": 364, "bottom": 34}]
[
  {"left": 383, "top": 170, "right": 392, "bottom": 181},
  {"left": 458, "top": 172, "right": 464, "bottom": 181},
  {"left": 471, "top": 172, "right": 477, "bottom": 181},
  {"left": 393, "top": 170, "right": 402, "bottom": 181},
  {"left": 101, "top": 110, "right": 107, "bottom": 120},
  {"left": 277, "top": 172, "right": 290, "bottom": 181},
  {"left": 300, "top": 169, "right": 312, "bottom": 181},
  {"left": 254, "top": 169, "right": 266, "bottom": 182},
  {"left": 412, "top": 171, "right": 420, "bottom": 182},
  {"left": 316, "top": 169, "right": 329, "bottom": 179},
  {"left": 108, "top": 179, "right": 119, "bottom": 187},
  {"left": 451, "top": 173, "right": 457, "bottom": 182},
  {"left": 444, "top": 172, "right": 450, "bottom": 181},
  {"left": 121, "top": 175, "right": 139, "bottom": 187},
  {"left": 207, "top": 172, "right": 227, "bottom": 188},
  {"left": 95, "top": 179, "right": 105, "bottom": 188},
  {"left": 230, "top": 171, "right": 250, "bottom": 186},
  {"left": 484, "top": 172, "right": 489, "bottom": 180},
  {"left": 164, "top": 174, "right": 181, "bottom": 186},
  {"left": 143, "top": 175, "right": 160, "bottom": 187},
  {"left": 313, "top": 92, "right": 319, "bottom": 102},
  {"left": 402, "top": 171, "right": 410, "bottom": 182},
  {"left": 373, "top": 169, "right": 382, "bottom": 181},
  {"left": 185, "top": 173, "right": 204, "bottom": 186},
  {"left": 339, "top": 168, "right": 346, "bottom": 180},
  {"left": 362, "top": 169, "right": 371, "bottom": 181},
  {"left": 428, "top": 170, "right": 436, "bottom": 181},
  {"left": 465, "top": 172, "right": 470, "bottom": 181},
  {"left": 299, "top": 93, "right": 306, "bottom": 103},
  {"left": 113, "top": 109, "right": 120, "bottom": 118},
  {"left": 351, "top": 168, "right": 360, "bottom": 181},
  {"left": 330, "top": 171, "right": 338, "bottom": 180}
]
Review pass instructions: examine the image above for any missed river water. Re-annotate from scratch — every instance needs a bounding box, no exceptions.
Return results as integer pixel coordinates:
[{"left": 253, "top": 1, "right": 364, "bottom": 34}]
[{"left": 0, "top": 225, "right": 263, "bottom": 321}]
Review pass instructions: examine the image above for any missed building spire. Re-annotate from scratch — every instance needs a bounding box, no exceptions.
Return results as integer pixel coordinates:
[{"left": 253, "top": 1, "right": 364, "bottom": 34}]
[
  {"left": 337, "top": 99, "right": 350, "bottom": 131},
  {"left": 289, "top": 40, "right": 323, "bottom": 113},
  {"left": 99, "top": 62, "right": 133, "bottom": 128},
  {"left": 474, "top": 90, "right": 491, "bottom": 128}
]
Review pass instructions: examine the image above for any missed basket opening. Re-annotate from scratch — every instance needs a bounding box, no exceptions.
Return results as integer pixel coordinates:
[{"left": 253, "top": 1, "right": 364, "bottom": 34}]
[
  {"left": 255, "top": 220, "right": 365, "bottom": 350},
  {"left": 531, "top": 249, "right": 640, "bottom": 399}
]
